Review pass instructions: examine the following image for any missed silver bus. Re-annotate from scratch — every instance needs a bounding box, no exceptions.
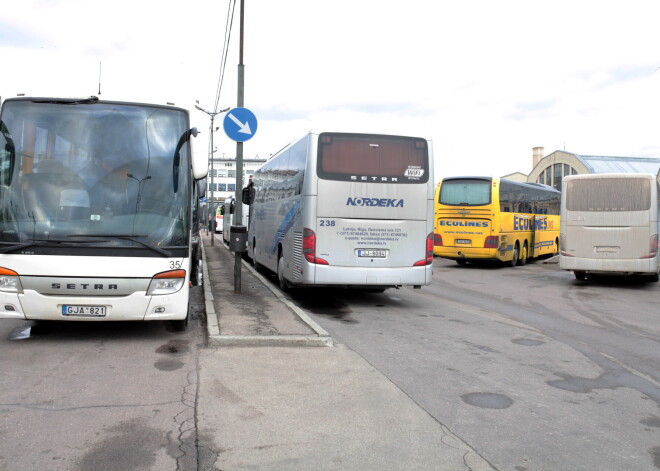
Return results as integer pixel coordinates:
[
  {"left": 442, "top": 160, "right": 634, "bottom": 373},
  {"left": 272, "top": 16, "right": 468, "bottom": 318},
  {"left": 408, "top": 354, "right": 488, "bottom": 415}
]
[
  {"left": 244, "top": 131, "right": 434, "bottom": 291},
  {"left": 560, "top": 172, "right": 660, "bottom": 281}
]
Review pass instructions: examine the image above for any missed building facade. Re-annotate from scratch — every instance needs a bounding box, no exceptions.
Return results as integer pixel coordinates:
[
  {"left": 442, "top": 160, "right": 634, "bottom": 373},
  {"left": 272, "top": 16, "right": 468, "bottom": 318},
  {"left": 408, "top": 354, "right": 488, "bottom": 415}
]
[
  {"left": 204, "top": 156, "right": 267, "bottom": 212},
  {"left": 524, "top": 147, "right": 660, "bottom": 192}
]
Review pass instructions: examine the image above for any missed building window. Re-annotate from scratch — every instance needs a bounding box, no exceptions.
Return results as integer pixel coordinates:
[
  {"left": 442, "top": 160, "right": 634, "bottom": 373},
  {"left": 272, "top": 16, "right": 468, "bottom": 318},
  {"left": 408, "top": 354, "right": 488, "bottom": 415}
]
[
  {"left": 538, "top": 170, "right": 545, "bottom": 184},
  {"left": 553, "top": 163, "right": 562, "bottom": 191},
  {"left": 228, "top": 183, "right": 236, "bottom": 191},
  {"left": 228, "top": 170, "right": 236, "bottom": 177},
  {"left": 545, "top": 167, "right": 551, "bottom": 186}
]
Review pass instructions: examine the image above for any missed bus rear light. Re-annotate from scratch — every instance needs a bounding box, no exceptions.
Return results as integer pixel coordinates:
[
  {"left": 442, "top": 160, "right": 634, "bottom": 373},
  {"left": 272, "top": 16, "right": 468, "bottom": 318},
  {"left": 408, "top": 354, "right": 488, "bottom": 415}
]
[
  {"left": 484, "top": 236, "right": 499, "bottom": 248},
  {"left": 414, "top": 233, "right": 434, "bottom": 266},
  {"left": 641, "top": 234, "right": 658, "bottom": 259},
  {"left": 303, "top": 228, "right": 329, "bottom": 265},
  {"left": 147, "top": 269, "right": 186, "bottom": 295},
  {"left": 0, "top": 267, "right": 22, "bottom": 293},
  {"left": 433, "top": 233, "right": 443, "bottom": 246}
]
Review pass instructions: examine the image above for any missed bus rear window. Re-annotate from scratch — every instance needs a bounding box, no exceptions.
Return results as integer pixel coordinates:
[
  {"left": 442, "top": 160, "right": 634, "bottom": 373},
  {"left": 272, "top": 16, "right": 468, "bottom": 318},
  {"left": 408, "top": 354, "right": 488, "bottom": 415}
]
[
  {"left": 440, "top": 179, "right": 491, "bottom": 206},
  {"left": 317, "top": 133, "right": 428, "bottom": 183},
  {"left": 566, "top": 178, "right": 651, "bottom": 212}
]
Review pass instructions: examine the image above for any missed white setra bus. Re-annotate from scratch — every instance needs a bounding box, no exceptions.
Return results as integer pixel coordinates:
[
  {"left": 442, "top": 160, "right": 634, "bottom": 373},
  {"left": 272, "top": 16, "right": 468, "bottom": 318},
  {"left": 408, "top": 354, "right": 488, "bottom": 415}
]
[
  {"left": 560, "top": 172, "right": 660, "bottom": 281},
  {"left": 0, "top": 96, "right": 206, "bottom": 329},
  {"left": 243, "top": 131, "right": 434, "bottom": 291}
]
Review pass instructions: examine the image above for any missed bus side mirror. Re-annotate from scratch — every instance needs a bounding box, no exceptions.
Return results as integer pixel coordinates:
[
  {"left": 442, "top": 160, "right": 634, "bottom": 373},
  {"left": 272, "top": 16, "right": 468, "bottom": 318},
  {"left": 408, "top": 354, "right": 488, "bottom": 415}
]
[
  {"left": 242, "top": 186, "right": 254, "bottom": 205},
  {"left": 220, "top": 207, "right": 225, "bottom": 215}
]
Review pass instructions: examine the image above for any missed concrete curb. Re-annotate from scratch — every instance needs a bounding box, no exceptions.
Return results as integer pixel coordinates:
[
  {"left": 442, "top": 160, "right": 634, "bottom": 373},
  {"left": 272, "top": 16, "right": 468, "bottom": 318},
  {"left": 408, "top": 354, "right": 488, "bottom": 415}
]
[{"left": 202, "top": 238, "right": 333, "bottom": 347}]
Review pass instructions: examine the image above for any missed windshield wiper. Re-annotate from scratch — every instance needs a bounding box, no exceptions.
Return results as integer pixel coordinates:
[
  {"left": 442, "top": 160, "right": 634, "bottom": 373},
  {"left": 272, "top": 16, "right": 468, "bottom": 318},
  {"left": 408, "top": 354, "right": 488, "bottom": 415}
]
[
  {"left": 68, "top": 234, "right": 172, "bottom": 257},
  {"left": 0, "top": 238, "right": 90, "bottom": 254}
]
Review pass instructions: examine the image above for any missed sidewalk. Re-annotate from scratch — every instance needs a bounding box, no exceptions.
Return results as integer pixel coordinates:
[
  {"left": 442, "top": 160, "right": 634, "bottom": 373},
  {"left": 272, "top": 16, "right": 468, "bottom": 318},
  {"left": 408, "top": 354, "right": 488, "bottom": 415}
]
[
  {"left": 200, "top": 231, "right": 331, "bottom": 346},
  {"left": 197, "top": 231, "right": 495, "bottom": 470}
]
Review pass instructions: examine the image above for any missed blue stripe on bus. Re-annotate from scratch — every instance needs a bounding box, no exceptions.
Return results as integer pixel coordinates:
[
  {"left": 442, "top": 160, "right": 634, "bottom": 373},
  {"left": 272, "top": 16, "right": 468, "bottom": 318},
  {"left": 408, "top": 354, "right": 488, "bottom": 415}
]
[{"left": 269, "top": 200, "right": 301, "bottom": 255}]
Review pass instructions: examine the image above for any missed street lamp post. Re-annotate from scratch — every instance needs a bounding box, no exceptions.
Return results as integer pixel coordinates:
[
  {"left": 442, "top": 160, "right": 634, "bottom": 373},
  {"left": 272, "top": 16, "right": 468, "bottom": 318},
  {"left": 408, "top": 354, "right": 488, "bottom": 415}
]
[{"left": 194, "top": 103, "right": 229, "bottom": 246}]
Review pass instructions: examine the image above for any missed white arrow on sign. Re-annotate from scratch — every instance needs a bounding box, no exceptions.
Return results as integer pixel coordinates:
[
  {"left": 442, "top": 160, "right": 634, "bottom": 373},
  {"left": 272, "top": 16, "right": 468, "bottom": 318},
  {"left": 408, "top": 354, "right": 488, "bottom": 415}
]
[{"left": 228, "top": 113, "right": 252, "bottom": 135}]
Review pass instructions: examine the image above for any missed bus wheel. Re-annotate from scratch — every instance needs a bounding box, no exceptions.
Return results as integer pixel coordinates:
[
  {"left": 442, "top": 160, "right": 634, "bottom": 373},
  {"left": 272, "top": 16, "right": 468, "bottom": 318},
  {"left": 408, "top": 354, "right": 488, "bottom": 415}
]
[
  {"left": 456, "top": 259, "right": 468, "bottom": 266},
  {"left": 252, "top": 240, "right": 263, "bottom": 273},
  {"left": 574, "top": 271, "right": 586, "bottom": 281},
  {"left": 507, "top": 244, "right": 519, "bottom": 267},
  {"left": 518, "top": 243, "right": 528, "bottom": 266},
  {"left": 647, "top": 273, "right": 659, "bottom": 282},
  {"left": 277, "top": 253, "right": 290, "bottom": 292}
]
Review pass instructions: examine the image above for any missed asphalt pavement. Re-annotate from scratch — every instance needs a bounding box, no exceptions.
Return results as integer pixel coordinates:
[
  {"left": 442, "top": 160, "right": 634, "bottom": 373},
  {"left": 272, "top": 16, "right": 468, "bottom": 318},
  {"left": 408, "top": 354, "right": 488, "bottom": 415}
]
[{"left": 197, "top": 231, "right": 495, "bottom": 470}]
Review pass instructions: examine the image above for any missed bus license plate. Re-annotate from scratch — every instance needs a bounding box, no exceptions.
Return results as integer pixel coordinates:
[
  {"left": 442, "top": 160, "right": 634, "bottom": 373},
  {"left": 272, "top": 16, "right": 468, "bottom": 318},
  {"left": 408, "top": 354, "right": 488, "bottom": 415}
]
[
  {"left": 62, "top": 305, "right": 107, "bottom": 317},
  {"left": 357, "top": 249, "right": 387, "bottom": 258},
  {"left": 455, "top": 239, "right": 471, "bottom": 244}
]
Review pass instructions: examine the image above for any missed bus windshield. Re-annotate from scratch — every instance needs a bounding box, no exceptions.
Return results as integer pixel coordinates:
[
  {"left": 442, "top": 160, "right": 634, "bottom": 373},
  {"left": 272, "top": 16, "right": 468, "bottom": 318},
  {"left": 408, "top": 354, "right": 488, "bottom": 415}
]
[
  {"left": 439, "top": 179, "right": 491, "bottom": 206},
  {"left": 0, "top": 99, "right": 191, "bottom": 250}
]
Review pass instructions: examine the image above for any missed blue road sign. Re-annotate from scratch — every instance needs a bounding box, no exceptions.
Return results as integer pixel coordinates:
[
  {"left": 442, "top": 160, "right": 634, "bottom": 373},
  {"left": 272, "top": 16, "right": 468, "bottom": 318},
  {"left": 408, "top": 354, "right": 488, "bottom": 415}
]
[{"left": 223, "top": 107, "right": 258, "bottom": 142}]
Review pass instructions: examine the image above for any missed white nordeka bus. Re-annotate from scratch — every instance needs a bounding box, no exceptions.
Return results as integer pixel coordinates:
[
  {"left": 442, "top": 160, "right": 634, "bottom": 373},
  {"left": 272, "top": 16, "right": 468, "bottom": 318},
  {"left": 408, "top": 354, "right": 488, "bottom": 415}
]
[
  {"left": 244, "top": 131, "right": 434, "bottom": 291},
  {"left": 0, "top": 97, "right": 206, "bottom": 329},
  {"left": 560, "top": 172, "right": 660, "bottom": 281}
]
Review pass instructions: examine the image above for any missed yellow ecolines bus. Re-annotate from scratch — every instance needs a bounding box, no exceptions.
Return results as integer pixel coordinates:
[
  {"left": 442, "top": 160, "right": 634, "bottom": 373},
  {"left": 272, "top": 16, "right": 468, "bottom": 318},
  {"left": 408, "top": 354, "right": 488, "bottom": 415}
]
[{"left": 434, "top": 176, "right": 560, "bottom": 266}]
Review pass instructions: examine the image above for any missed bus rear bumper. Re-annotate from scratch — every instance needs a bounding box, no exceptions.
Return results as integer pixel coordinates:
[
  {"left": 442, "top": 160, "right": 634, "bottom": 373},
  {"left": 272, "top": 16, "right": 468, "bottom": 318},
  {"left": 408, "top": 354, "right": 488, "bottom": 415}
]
[
  {"left": 560, "top": 256, "right": 657, "bottom": 275},
  {"left": 434, "top": 247, "right": 499, "bottom": 261},
  {"left": 311, "top": 265, "right": 432, "bottom": 287}
]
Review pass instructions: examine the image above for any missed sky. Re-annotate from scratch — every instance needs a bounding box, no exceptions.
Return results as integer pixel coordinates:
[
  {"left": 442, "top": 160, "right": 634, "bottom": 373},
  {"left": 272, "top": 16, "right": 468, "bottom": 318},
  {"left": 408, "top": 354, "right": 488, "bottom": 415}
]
[{"left": 2, "top": 0, "right": 660, "bottom": 183}]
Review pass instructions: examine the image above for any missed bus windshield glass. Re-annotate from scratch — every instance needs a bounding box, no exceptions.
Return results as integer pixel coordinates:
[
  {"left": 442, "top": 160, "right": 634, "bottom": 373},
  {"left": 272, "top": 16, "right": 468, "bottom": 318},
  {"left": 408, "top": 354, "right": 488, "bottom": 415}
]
[
  {"left": 0, "top": 99, "right": 191, "bottom": 249},
  {"left": 439, "top": 179, "right": 492, "bottom": 206},
  {"left": 317, "top": 133, "right": 429, "bottom": 183},
  {"left": 566, "top": 178, "right": 651, "bottom": 212}
]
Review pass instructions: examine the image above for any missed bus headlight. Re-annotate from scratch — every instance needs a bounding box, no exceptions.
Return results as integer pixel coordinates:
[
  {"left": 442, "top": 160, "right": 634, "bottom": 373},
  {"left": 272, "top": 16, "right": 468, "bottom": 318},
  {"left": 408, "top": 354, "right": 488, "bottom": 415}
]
[
  {"left": 0, "top": 267, "right": 23, "bottom": 293},
  {"left": 147, "top": 269, "right": 186, "bottom": 295}
]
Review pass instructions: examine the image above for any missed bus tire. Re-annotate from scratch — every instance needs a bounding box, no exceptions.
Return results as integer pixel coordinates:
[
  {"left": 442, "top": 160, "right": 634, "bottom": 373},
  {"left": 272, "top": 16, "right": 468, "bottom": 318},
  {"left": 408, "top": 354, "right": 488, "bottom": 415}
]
[
  {"left": 456, "top": 259, "right": 468, "bottom": 266},
  {"left": 277, "top": 253, "right": 290, "bottom": 292},
  {"left": 647, "top": 273, "right": 659, "bottom": 282},
  {"left": 507, "top": 243, "right": 519, "bottom": 267},
  {"left": 252, "top": 239, "right": 264, "bottom": 273},
  {"left": 574, "top": 271, "right": 586, "bottom": 281},
  {"left": 518, "top": 243, "right": 528, "bottom": 266}
]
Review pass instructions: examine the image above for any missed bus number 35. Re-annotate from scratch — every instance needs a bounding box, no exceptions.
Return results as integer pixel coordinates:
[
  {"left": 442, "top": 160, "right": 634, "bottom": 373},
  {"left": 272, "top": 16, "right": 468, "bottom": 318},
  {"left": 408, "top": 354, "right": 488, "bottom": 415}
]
[{"left": 319, "top": 220, "right": 336, "bottom": 227}]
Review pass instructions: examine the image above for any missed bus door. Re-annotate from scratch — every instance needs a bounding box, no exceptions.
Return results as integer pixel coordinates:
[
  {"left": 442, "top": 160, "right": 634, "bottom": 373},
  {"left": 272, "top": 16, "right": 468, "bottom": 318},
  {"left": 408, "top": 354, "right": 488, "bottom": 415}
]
[{"left": 529, "top": 215, "right": 536, "bottom": 258}]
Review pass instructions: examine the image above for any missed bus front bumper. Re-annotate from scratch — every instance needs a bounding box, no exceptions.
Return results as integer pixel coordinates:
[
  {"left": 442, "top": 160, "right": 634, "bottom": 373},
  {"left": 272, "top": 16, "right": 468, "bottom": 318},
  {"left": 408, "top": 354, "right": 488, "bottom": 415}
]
[{"left": 0, "top": 290, "right": 188, "bottom": 321}]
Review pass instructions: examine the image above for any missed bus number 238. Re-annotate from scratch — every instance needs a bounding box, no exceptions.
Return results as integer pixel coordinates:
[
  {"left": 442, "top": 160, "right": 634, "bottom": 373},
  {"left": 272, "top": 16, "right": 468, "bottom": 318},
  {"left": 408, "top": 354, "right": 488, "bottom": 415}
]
[{"left": 319, "top": 220, "right": 336, "bottom": 227}]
